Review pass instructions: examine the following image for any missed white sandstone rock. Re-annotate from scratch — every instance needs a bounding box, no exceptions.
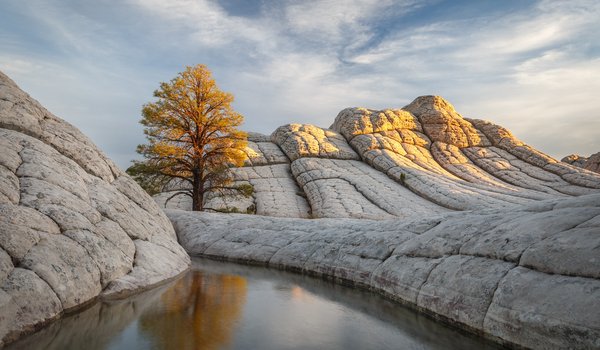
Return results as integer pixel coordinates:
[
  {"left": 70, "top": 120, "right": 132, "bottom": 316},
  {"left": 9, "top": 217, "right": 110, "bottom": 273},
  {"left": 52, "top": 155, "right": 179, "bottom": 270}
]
[
  {"left": 169, "top": 192, "right": 600, "bottom": 349},
  {"left": 0, "top": 71, "right": 190, "bottom": 345}
]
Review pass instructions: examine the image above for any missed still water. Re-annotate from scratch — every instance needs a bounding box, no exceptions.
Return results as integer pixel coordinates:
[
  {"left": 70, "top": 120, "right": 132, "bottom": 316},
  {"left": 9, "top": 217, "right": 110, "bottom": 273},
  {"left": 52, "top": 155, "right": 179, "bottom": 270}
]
[{"left": 8, "top": 258, "right": 502, "bottom": 350}]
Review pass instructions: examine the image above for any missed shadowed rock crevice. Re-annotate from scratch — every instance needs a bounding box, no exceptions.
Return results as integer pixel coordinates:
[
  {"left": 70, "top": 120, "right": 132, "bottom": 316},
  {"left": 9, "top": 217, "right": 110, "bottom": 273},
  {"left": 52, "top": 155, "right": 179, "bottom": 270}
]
[{"left": 481, "top": 265, "right": 517, "bottom": 329}]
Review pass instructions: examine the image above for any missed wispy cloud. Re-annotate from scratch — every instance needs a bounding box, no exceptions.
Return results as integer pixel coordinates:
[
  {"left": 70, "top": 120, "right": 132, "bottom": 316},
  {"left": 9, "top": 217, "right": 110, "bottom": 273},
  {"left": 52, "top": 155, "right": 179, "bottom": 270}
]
[{"left": 0, "top": 0, "right": 599, "bottom": 168}]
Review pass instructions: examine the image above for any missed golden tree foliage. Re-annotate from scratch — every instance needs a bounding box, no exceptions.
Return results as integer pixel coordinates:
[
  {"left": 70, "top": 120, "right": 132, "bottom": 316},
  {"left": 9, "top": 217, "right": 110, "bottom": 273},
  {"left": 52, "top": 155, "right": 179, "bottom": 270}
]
[{"left": 128, "top": 64, "right": 248, "bottom": 211}]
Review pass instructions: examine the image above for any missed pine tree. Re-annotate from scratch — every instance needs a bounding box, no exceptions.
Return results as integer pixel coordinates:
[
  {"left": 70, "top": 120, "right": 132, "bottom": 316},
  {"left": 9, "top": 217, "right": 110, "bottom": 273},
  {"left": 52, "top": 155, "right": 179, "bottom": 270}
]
[{"left": 128, "top": 64, "right": 248, "bottom": 211}]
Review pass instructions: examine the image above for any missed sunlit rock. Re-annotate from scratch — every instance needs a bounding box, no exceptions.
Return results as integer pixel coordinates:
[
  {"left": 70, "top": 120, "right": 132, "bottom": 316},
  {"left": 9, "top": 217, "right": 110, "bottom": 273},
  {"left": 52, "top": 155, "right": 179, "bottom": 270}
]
[
  {"left": 271, "top": 123, "right": 360, "bottom": 161},
  {"left": 563, "top": 152, "right": 600, "bottom": 174},
  {"left": 3, "top": 63, "right": 600, "bottom": 350}
]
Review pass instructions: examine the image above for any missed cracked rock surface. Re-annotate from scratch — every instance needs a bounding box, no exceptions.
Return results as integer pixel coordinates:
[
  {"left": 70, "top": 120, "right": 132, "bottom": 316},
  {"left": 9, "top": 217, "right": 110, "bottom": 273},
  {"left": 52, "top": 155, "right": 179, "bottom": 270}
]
[
  {"left": 0, "top": 71, "right": 190, "bottom": 346},
  {"left": 169, "top": 193, "right": 600, "bottom": 350},
  {"left": 160, "top": 97, "right": 600, "bottom": 221}
]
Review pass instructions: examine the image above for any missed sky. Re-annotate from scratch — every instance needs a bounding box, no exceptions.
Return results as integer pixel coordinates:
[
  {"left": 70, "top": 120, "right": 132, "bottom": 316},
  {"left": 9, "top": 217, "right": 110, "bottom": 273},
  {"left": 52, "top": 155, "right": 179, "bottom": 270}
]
[{"left": 1, "top": 0, "right": 599, "bottom": 170}]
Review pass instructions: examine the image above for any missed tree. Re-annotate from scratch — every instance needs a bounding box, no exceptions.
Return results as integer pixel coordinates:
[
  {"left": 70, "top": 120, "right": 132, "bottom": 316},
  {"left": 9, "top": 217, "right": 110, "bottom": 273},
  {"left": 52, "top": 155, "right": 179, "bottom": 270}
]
[{"left": 127, "top": 64, "right": 248, "bottom": 211}]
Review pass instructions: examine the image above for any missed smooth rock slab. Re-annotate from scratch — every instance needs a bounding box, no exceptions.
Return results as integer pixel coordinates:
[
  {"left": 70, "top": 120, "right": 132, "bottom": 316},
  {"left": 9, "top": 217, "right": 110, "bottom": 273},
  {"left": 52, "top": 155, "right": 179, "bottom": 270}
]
[
  {"left": 1, "top": 268, "right": 62, "bottom": 346},
  {"left": 484, "top": 267, "right": 600, "bottom": 350},
  {"left": 101, "top": 240, "right": 190, "bottom": 298},
  {"left": 371, "top": 255, "right": 441, "bottom": 305},
  {"left": 0, "top": 204, "right": 59, "bottom": 260},
  {"left": 519, "top": 226, "right": 600, "bottom": 279},
  {"left": 417, "top": 255, "right": 515, "bottom": 330}
]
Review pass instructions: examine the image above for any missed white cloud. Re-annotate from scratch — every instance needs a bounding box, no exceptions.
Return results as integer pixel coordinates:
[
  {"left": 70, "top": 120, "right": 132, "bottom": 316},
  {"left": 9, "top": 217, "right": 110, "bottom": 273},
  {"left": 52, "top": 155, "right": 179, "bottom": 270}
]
[
  {"left": 329, "top": 0, "right": 600, "bottom": 158},
  {"left": 1, "top": 0, "right": 599, "bottom": 167},
  {"left": 127, "top": 0, "right": 270, "bottom": 47},
  {"left": 0, "top": 57, "right": 44, "bottom": 76},
  {"left": 284, "top": 0, "right": 386, "bottom": 41}
]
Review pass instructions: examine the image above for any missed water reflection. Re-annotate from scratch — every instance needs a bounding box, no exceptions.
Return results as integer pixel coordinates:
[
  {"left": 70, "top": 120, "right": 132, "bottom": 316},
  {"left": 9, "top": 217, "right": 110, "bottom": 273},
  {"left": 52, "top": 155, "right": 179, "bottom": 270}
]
[
  {"left": 7, "top": 258, "right": 503, "bottom": 350},
  {"left": 138, "top": 272, "right": 247, "bottom": 350}
]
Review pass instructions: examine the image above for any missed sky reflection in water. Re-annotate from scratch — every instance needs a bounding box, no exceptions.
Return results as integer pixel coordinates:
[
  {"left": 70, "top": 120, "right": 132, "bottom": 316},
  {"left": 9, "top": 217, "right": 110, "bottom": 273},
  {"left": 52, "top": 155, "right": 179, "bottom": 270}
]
[{"left": 8, "top": 258, "right": 502, "bottom": 350}]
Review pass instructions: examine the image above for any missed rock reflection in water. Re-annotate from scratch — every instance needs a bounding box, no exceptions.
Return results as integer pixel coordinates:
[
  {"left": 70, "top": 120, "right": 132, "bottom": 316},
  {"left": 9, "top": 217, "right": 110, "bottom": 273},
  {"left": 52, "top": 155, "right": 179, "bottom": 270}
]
[{"left": 7, "top": 258, "right": 502, "bottom": 350}]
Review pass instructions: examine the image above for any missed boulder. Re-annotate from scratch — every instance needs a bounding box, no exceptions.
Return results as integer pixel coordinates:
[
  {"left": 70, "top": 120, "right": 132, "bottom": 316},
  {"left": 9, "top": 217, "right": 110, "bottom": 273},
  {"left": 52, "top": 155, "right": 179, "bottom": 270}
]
[{"left": 0, "top": 71, "right": 190, "bottom": 346}]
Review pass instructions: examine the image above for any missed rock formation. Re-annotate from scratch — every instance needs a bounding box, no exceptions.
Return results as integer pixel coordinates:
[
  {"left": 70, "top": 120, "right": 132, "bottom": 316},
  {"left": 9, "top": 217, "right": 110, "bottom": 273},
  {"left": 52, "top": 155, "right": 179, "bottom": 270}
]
[
  {"left": 0, "top": 71, "right": 190, "bottom": 346},
  {"left": 158, "top": 96, "right": 600, "bottom": 217},
  {"left": 170, "top": 193, "right": 600, "bottom": 349},
  {"left": 562, "top": 152, "right": 600, "bottom": 173},
  {"left": 2, "top": 65, "right": 599, "bottom": 350},
  {"left": 162, "top": 96, "right": 600, "bottom": 349}
]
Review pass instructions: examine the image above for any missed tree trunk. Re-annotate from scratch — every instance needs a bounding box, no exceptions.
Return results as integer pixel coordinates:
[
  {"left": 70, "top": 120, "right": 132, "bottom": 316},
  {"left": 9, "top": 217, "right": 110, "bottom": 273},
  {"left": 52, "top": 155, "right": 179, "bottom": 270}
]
[{"left": 191, "top": 167, "right": 203, "bottom": 211}]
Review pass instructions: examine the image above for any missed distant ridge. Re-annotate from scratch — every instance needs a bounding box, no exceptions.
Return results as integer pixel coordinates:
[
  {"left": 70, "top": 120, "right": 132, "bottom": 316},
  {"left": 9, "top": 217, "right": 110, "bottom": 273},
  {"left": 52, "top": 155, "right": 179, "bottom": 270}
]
[{"left": 562, "top": 152, "right": 600, "bottom": 174}]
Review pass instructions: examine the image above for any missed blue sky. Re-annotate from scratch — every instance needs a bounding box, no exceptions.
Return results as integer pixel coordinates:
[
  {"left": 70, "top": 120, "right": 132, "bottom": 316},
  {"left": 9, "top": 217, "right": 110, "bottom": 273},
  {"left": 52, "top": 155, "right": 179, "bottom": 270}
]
[{"left": 1, "top": 0, "right": 599, "bottom": 169}]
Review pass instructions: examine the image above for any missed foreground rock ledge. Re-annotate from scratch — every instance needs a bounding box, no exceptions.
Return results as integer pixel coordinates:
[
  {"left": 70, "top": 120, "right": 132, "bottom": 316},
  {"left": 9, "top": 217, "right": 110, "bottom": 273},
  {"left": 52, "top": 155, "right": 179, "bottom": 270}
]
[
  {"left": 0, "top": 71, "right": 191, "bottom": 346},
  {"left": 169, "top": 192, "right": 600, "bottom": 350}
]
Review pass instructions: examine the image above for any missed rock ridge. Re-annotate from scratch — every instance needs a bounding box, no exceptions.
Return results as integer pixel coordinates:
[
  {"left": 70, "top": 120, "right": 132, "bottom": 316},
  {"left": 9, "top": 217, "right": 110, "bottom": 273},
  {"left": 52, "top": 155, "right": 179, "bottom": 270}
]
[{"left": 2, "top": 66, "right": 597, "bottom": 350}]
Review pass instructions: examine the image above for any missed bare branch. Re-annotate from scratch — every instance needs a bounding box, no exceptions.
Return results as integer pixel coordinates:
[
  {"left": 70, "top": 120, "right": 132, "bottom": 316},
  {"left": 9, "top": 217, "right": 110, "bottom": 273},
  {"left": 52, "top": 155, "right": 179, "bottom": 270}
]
[{"left": 164, "top": 191, "right": 192, "bottom": 205}]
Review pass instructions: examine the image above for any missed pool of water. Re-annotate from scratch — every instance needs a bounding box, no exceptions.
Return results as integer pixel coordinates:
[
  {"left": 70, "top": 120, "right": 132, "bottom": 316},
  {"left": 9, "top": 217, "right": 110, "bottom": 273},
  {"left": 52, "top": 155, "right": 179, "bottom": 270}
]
[{"left": 8, "top": 258, "right": 503, "bottom": 350}]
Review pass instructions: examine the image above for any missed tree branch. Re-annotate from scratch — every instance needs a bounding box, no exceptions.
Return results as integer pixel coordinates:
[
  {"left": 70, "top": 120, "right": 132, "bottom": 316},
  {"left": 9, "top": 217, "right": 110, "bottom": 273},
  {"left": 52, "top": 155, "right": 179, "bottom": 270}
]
[{"left": 164, "top": 190, "right": 193, "bottom": 206}]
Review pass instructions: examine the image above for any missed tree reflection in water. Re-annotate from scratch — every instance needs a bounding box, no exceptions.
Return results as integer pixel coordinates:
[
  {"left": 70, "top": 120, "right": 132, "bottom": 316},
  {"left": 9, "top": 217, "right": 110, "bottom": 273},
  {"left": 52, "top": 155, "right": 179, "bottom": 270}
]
[
  {"left": 138, "top": 271, "right": 247, "bottom": 350},
  {"left": 6, "top": 259, "right": 502, "bottom": 350}
]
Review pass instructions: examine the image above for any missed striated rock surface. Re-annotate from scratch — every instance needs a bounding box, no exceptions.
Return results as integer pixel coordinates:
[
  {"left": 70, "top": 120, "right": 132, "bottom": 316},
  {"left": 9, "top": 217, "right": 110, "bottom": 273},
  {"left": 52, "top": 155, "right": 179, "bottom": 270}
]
[
  {"left": 156, "top": 132, "right": 311, "bottom": 217},
  {"left": 271, "top": 124, "right": 360, "bottom": 162},
  {"left": 169, "top": 193, "right": 600, "bottom": 350},
  {"left": 329, "top": 97, "right": 599, "bottom": 212},
  {"left": 158, "top": 96, "right": 600, "bottom": 219},
  {"left": 0, "top": 71, "right": 190, "bottom": 346}
]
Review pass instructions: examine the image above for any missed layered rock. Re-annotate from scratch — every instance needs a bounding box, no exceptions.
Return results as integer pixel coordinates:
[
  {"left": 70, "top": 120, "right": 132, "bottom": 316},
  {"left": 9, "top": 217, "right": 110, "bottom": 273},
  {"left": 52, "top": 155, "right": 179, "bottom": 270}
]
[
  {"left": 6, "top": 62, "right": 597, "bottom": 350},
  {"left": 329, "top": 97, "right": 599, "bottom": 212},
  {"left": 269, "top": 123, "right": 450, "bottom": 219},
  {"left": 271, "top": 124, "right": 360, "bottom": 162},
  {"left": 0, "top": 71, "right": 190, "bottom": 346},
  {"left": 159, "top": 96, "right": 600, "bottom": 219}
]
